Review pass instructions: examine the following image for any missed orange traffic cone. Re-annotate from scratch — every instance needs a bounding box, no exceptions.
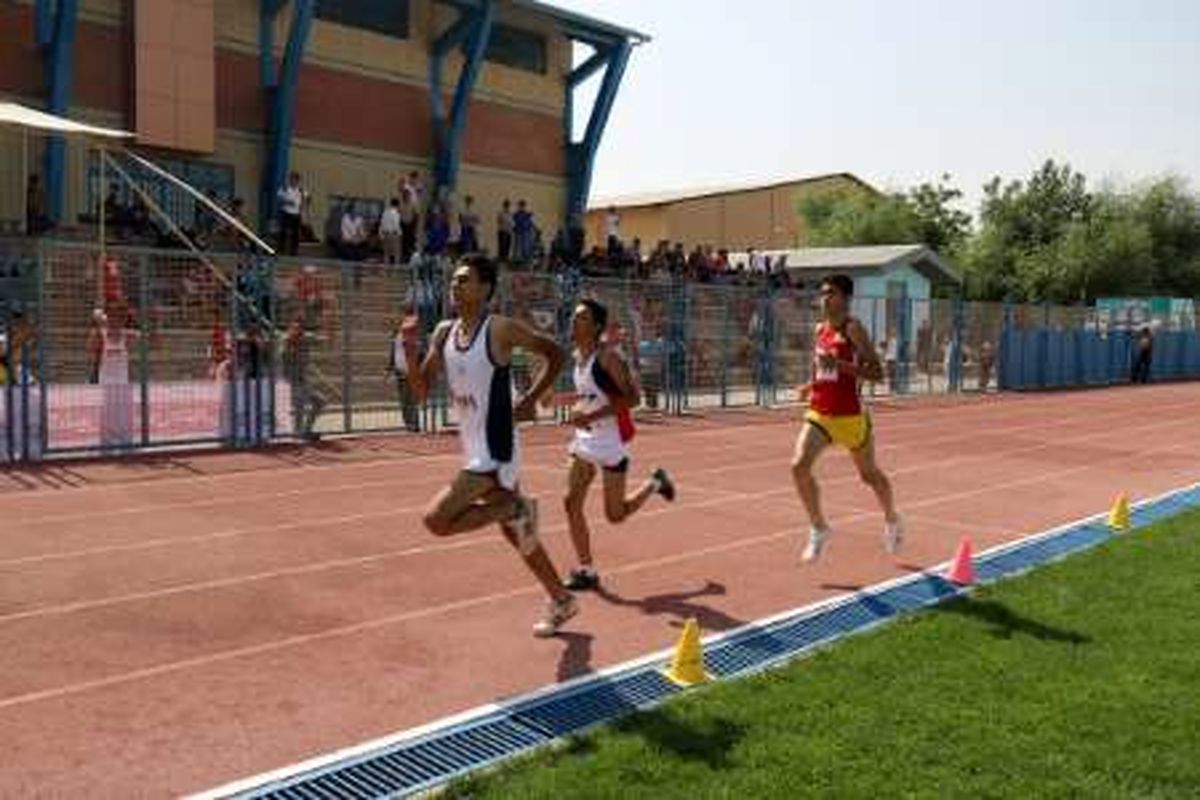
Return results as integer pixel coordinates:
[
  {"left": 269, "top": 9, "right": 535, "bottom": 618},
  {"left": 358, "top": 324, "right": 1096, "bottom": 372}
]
[{"left": 947, "top": 536, "right": 975, "bottom": 585}]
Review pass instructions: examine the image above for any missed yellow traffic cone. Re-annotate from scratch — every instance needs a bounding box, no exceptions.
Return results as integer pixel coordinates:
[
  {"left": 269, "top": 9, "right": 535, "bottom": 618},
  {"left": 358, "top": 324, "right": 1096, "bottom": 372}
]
[
  {"left": 1108, "top": 494, "right": 1131, "bottom": 531},
  {"left": 662, "top": 618, "right": 711, "bottom": 687}
]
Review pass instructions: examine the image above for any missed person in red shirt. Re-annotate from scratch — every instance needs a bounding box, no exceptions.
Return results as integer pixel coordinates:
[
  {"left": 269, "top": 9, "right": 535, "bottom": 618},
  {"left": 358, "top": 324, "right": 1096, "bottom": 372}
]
[{"left": 793, "top": 274, "right": 903, "bottom": 563}]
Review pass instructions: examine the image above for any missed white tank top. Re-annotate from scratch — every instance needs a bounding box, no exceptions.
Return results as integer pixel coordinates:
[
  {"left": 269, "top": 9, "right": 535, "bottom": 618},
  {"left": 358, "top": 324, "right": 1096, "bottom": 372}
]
[
  {"left": 572, "top": 351, "right": 621, "bottom": 450},
  {"left": 443, "top": 316, "right": 516, "bottom": 472}
]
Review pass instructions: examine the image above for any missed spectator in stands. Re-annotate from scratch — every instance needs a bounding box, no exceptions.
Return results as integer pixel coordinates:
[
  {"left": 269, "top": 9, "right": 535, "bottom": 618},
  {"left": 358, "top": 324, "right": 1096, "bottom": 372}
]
[
  {"left": 1, "top": 311, "right": 36, "bottom": 386},
  {"left": 669, "top": 243, "right": 686, "bottom": 275},
  {"left": 195, "top": 189, "right": 218, "bottom": 244},
  {"left": 978, "top": 340, "right": 995, "bottom": 391},
  {"left": 25, "top": 175, "right": 50, "bottom": 236},
  {"left": 917, "top": 318, "right": 933, "bottom": 375},
  {"left": 1132, "top": 326, "right": 1154, "bottom": 384},
  {"left": 458, "top": 195, "right": 480, "bottom": 254},
  {"left": 103, "top": 183, "right": 128, "bottom": 239},
  {"left": 86, "top": 309, "right": 104, "bottom": 384},
  {"left": 748, "top": 247, "right": 765, "bottom": 274},
  {"left": 337, "top": 202, "right": 369, "bottom": 262},
  {"left": 294, "top": 264, "right": 324, "bottom": 333},
  {"left": 386, "top": 317, "right": 420, "bottom": 432},
  {"left": 399, "top": 188, "right": 420, "bottom": 264},
  {"left": 97, "top": 303, "right": 135, "bottom": 449},
  {"left": 207, "top": 307, "right": 231, "bottom": 380},
  {"left": 280, "top": 317, "right": 324, "bottom": 440},
  {"left": 513, "top": 200, "right": 534, "bottom": 262},
  {"left": 627, "top": 237, "right": 644, "bottom": 276},
  {"left": 496, "top": 199, "right": 514, "bottom": 262},
  {"left": 424, "top": 202, "right": 450, "bottom": 256},
  {"left": 380, "top": 197, "right": 402, "bottom": 265},
  {"left": 235, "top": 320, "right": 266, "bottom": 383},
  {"left": 102, "top": 255, "right": 125, "bottom": 309},
  {"left": 605, "top": 205, "right": 621, "bottom": 258},
  {"left": 401, "top": 171, "right": 425, "bottom": 210},
  {"left": 277, "top": 172, "right": 307, "bottom": 256}
]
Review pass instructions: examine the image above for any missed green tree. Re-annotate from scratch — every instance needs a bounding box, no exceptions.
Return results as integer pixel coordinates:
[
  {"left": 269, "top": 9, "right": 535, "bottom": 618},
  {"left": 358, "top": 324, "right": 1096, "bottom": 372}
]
[{"left": 797, "top": 175, "right": 971, "bottom": 257}]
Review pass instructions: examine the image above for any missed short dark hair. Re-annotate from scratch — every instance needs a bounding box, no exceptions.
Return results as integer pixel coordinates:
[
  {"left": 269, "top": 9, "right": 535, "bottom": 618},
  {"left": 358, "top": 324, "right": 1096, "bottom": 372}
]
[
  {"left": 580, "top": 298, "right": 608, "bottom": 332},
  {"left": 822, "top": 274, "right": 854, "bottom": 297},
  {"left": 461, "top": 254, "right": 498, "bottom": 300}
]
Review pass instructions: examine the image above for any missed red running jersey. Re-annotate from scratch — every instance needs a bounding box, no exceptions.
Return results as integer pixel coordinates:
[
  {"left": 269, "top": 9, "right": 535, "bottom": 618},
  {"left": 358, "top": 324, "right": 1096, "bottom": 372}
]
[{"left": 810, "top": 321, "right": 862, "bottom": 416}]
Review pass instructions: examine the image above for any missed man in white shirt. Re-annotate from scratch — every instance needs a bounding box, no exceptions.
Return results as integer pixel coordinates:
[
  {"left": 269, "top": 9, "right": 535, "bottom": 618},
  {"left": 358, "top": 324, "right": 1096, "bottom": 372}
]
[
  {"left": 380, "top": 197, "right": 402, "bottom": 265},
  {"left": 338, "top": 203, "right": 367, "bottom": 261},
  {"left": 605, "top": 205, "right": 621, "bottom": 258},
  {"left": 277, "top": 172, "right": 306, "bottom": 256},
  {"left": 748, "top": 247, "right": 765, "bottom": 274}
]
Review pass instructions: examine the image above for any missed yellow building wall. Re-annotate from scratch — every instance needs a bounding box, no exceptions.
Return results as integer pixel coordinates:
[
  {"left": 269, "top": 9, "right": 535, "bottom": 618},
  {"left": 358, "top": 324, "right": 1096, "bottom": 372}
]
[
  {"left": 584, "top": 175, "right": 876, "bottom": 254},
  {"left": 665, "top": 196, "right": 725, "bottom": 250}
]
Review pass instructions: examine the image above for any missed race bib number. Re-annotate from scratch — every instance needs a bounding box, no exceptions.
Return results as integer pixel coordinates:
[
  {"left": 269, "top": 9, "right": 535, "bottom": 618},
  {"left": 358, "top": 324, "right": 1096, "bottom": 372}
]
[{"left": 814, "top": 349, "right": 839, "bottom": 383}]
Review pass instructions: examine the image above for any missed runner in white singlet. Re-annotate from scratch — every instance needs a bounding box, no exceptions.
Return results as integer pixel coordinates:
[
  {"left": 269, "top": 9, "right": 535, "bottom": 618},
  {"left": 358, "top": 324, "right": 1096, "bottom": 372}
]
[{"left": 403, "top": 256, "right": 579, "bottom": 638}]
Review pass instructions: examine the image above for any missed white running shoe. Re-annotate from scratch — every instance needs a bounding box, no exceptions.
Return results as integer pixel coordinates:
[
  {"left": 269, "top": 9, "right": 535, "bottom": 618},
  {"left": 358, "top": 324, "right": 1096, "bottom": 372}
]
[
  {"left": 533, "top": 594, "right": 579, "bottom": 638},
  {"left": 510, "top": 495, "right": 540, "bottom": 556},
  {"left": 801, "top": 526, "right": 831, "bottom": 563},
  {"left": 883, "top": 516, "right": 905, "bottom": 555}
]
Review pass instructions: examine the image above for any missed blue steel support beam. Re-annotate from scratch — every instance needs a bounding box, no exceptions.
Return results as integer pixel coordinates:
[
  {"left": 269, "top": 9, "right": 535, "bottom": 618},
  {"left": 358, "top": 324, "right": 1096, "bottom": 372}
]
[
  {"left": 39, "top": 0, "right": 78, "bottom": 224},
  {"left": 565, "top": 39, "right": 630, "bottom": 219},
  {"left": 566, "top": 50, "right": 608, "bottom": 88},
  {"left": 259, "top": 0, "right": 315, "bottom": 233},
  {"left": 34, "top": 0, "right": 54, "bottom": 46},
  {"left": 259, "top": 0, "right": 288, "bottom": 87},
  {"left": 429, "top": 1, "right": 495, "bottom": 193}
]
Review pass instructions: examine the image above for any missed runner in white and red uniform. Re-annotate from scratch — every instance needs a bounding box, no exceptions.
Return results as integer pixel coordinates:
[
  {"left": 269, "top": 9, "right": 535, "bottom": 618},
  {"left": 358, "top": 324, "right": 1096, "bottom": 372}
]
[
  {"left": 559, "top": 299, "right": 675, "bottom": 592},
  {"left": 792, "top": 274, "right": 903, "bottom": 563}
]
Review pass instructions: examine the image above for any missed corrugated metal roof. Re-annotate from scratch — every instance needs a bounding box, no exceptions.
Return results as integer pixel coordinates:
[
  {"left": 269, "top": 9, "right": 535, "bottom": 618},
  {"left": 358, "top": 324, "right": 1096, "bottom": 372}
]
[
  {"left": 764, "top": 245, "right": 928, "bottom": 269},
  {"left": 729, "top": 245, "right": 962, "bottom": 285},
  {"left": 589, "top": 173, "right": 876, "bottom": 210},
  {"left": 513, "top": 1, "right": 650, "bottom": 44}
]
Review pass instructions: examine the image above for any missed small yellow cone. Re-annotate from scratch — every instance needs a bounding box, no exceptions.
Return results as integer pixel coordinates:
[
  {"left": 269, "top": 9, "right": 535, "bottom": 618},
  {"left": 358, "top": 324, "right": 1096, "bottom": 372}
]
[
  {"left": 662, "top": 618, "right": 711, "bottom": 687},
  {"left": 1108, "top": 494, "right": 1131, "bottom": 531}
]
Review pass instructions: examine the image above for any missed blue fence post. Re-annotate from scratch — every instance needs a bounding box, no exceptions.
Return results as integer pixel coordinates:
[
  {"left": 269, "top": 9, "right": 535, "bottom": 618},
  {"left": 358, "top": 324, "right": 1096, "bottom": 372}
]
[
  {"left": 948, "top": 297, "right": 965, "bottom": 392},
  {"left": 137, "top": 254, "right": 151, "bottom": 446},
  {"left": 895, "top": 297, "right": 911, "bottom": 394},
  {"left": 265, "top": 256, "right": 277, "bottom": 441},
  {"left": 3, "top": 313, "right": 13, "bottom": 463},
  {"left": 681, "top": 281, "right": 693, "bottom": 410},
  {"left": 998, "top": 302, "right": 1012, "bottom": 390},
  {"left": 719, "top": 288, "right": 730, "bottom": 408},
  {"left": 226, "top": 269, "right": 238, "bottom": 446},
  {"left": 340, "top": 262, "right": 353, "bottom": 434},
  {"left": 36, "top": 244, "right": 48, "bottom": 457}
]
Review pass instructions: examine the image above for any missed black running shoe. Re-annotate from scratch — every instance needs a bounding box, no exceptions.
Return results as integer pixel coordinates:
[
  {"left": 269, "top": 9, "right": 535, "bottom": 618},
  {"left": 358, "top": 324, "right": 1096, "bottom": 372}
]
[
  {"left": 564, "top": 568, "right": 600, "bottom": 592},
  {"left": 652, "top": 468, "right": 676, "bottom": 502}
]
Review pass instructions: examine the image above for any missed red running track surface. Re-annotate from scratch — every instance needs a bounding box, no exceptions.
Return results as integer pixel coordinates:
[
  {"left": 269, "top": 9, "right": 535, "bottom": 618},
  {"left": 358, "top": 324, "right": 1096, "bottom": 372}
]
[{"left": 0, "top": 384, "right": 1197, "bottom": 797}]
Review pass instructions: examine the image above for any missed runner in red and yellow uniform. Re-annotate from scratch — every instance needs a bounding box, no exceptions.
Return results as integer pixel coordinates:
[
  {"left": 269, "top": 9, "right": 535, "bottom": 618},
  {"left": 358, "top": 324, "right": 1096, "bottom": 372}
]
[{"left": 793, "top": 274, "right": 904, "bottom": 563}]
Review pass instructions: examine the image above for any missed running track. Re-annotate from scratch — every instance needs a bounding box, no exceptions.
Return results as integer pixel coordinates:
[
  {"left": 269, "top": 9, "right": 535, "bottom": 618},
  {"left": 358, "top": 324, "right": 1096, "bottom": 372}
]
[{"left": 1, "top": 384, "right": 1198, "bottom": 797}]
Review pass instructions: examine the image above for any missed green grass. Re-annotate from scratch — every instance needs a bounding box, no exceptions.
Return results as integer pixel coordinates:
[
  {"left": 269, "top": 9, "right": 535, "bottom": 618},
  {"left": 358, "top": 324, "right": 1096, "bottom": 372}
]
[{"left": 444, "top": 509, "right": 1200, "bottom": 799}]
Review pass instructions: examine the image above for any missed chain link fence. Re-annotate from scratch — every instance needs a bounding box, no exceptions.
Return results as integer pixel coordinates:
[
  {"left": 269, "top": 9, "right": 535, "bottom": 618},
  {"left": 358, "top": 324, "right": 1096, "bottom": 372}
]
[{"left": 2, "top": 239, "right": 1198, "bottom": 461}]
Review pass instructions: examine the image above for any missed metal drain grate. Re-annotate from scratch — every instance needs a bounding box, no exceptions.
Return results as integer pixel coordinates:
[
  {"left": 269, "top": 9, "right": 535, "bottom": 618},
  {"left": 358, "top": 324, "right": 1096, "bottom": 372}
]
[{"left": 227, "top": 483, "right": 1200, "bottom": 800}]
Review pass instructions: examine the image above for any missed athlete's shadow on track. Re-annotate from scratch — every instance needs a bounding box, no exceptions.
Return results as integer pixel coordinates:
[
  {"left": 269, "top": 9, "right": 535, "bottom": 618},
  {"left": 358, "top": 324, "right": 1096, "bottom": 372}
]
[
  {"left": 594, "top": 580, "right": 748, "bottom": 632},
  {"left": 554, "top": 581, "right": 748, "bottom": 682},
  {"left": 555, "top": 632, "right": 595, "bottom": 682}
]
